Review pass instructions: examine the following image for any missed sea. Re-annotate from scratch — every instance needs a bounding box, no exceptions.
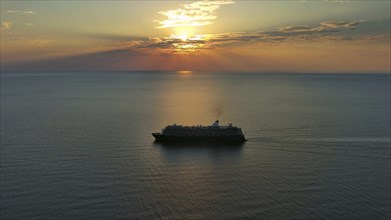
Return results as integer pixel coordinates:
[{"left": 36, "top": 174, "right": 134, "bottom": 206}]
[{"left": 1, "top": 71, "right": 390, "bottom": 219}]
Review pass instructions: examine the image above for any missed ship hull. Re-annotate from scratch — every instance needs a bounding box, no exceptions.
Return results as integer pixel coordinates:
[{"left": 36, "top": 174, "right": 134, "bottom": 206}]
[{"left": 152, "top": 133, "right": 247, "bottom": 143}]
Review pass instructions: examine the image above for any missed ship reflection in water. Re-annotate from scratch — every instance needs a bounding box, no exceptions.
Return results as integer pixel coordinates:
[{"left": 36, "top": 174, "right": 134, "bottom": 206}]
[
  {"left": 152, "top": 120, "right": 247, "bottom": 144},
  {"left": 154, "top": 141, "right": 245, "bottom": 149},
  {"left": 153, "top": 140, "right": 244, "bottom": 165}
]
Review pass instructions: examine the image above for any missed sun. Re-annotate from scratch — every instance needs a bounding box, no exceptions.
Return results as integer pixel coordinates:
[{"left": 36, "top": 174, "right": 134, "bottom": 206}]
[
  {"left": 174, "top": 27, "right": 196, "bottom": 41},
  {"left": 178, "top": 33, "right": 188, "bottom": 41},
  {"left": 166, "top": 27, "right": 210, "bottom": 53}
]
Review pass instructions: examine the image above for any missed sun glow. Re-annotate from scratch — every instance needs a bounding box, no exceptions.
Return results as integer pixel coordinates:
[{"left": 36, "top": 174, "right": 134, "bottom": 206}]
[
  {"left": 177, "top": 70, "right": 192, "bottom": 74},
  {"left": 166, "top": 33, "right": 211, "bottom": 54},
  {"left": 173, "top": 26, "right": 196, "bottom": 41},
  {"left": 178, "top": 33, "right": 188, "bottom": 41}
]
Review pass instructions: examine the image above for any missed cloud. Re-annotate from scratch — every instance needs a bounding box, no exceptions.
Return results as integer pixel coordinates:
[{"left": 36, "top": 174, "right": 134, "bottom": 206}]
[
  {"left": 361, "top": 34, "right": 391, "bottom": 41},
  {"left": 27, "top": 39, "right": 54, "bottom": 48},
  {"left": 26, "top": 23, "right": 34, "bottom": 27},
  {"left": 156, "top": 0, "right": 234, "bottom": 28},
  {"left": 1, "top": 21, "right": 13, "bottom": 30},
  {"left": 4, "top": 19, "right": 369, "bottom": 72},
  {"left": 320, "top": 21, "right": 361, "bottom": 29},
  {"left": 280, "top": 21, "right": 362, "bottom": 33},
  {"left": 301, "top": 0, "right": 350, "bottom": 2},
  {"left": 80, "top": 33, "right": 148, "bottom": 42},
  {"left": 4, "top": 49, "right": 143, "bottom": 72},
  {"left": 95, "top": 20, "right": 362, "bottom": 55},
  {"left": 79, "top": 20, "right": 364, "bottom": 56},
  {"left": 7, "top": 10, "right": 36, "bottom": 14},
  {"left": 279, "top": 25, "right": 319, "bottom": 33}
]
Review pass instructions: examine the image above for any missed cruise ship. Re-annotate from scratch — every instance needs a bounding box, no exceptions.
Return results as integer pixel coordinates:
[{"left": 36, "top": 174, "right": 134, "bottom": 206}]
[{"left": 152, "top": 120, "right": 247, "bottom": 143}]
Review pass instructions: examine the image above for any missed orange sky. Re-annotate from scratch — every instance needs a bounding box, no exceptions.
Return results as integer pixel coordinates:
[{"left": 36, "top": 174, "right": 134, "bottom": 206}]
[{"left": 1, "top": 0, "right": 390, "bottom": 72}]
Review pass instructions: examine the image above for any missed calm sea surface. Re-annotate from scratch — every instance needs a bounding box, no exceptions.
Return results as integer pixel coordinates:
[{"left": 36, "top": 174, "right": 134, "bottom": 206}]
[{"left": 1, "top": 72, "right": 390, "bottom": 219}]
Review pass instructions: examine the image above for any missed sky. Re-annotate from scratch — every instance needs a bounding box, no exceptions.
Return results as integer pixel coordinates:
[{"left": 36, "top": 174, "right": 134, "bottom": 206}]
[{"left": 0, "top": 0, "right": 390, "bottom": 72}]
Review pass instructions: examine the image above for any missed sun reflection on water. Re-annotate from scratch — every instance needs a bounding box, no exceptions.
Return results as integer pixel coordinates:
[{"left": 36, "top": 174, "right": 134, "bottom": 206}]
[{"left": 177, "top": 70, "right": 192, "bottom": 75}]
